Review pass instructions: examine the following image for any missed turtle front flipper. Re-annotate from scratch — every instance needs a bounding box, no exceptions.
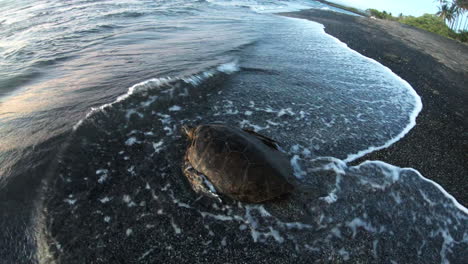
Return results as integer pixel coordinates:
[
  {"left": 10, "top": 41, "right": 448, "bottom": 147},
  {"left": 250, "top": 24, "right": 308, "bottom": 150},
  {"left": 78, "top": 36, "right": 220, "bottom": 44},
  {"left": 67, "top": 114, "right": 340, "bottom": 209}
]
[
  {"left": 183, "top": 158, "right": 222, "bottom": 202},
  {"left": 242, "top": 129, "right": 279, "bottom": 150}
]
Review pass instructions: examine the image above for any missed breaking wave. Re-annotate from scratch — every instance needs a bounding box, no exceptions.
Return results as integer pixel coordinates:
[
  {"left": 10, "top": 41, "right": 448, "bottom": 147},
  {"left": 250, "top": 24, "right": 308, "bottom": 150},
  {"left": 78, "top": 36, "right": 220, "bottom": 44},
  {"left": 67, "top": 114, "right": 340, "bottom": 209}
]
[{"left": 73, "top": 61, "right": 239, "bottom": 131}]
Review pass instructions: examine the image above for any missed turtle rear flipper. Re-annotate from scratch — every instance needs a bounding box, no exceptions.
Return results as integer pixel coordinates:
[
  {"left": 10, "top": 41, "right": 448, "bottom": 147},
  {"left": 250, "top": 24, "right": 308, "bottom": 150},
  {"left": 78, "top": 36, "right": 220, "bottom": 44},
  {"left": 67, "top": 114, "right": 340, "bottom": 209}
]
[
  {"left": 242, "top": 129, "right": 279, "bottom": 150},
  {"left": 183, "top": 158, "right": 222, "bottom": 202}
]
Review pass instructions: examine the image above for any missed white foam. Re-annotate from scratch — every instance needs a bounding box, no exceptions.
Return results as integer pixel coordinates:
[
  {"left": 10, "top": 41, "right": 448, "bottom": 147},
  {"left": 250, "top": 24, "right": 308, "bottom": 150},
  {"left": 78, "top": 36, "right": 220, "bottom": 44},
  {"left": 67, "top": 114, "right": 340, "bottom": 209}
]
[
  {"left": 290, "top": 155, "right": 306, "bottom": 179},
  {"left": 126, "top": 109, "right": 143, "bottom": 119},
  {"left": 99, "top": 197, "right": 112, "bottom": 203},
  {"left": 140, "top": 95, "right": 158, "bottom": 107},
  {"left": 206, "top": 0, "right": 321, "bottom": 14},
  {"left": 152, "top": 140, "right": 164, "bottom": 153},
  {"left": 72, "top": 76, "right": 173, "bottom": 131},
  {"left": 298, "top": 110, "right": 306, "bottom": 119},
  {"left": 122, "top": 194, "right": 136, "bottom": 207},
  {"left": 419, "top": 189, "right": 436, "bottom": 206},
  {"left": 96, "top": 169, "right": 108, "bottom": 174},
  {"left": 168, "top": 105, "right": 182, "bottom": 111},
  {"left": 217, "top": 61, "right": 239, "bottom": 73},
  {"left": 63, "top": 198, "right": 76, "bottom": 205},
  {"left": 338, "top": 248, "right": 350, "bottom": 261},
  {"left": 72, "top": 61, "right": 239, "bottom": 131},
  {"left": 157, "top": 113, "right": 172, "bottom": 125},
  {"left": 279, "top": 17, "right": 423, "bottom": 164},
  {"left": 320, "top": 192, "right": 338, "bottom": 204},
  {"left": 125, "top": 137, "right": 139, "bottom": 146},
  {"left": 123, "top": 195, "right": 131, "bottom": 203},
  {"left": 138, "top": 248, "right": 155, "bottom": 261},
  {"left": 390, "top": 191, "right": 402, "bottom": 204},
  {"left": 372, "top": 240, "right": 379, "bottom": 258},
  {"left": 325, "top": 21, "right": 422, "bottom": 163},
  {"left": 96, "top": 169, "right": 109, "bottom": 184},
  {"left": 330, "top": 227, "right": 342, "bottom": 238},
  {"left": 239, "top": 119, "right": 269, "bottom": 132},
  {"left": 356, "top": 160, "right": 467, "bottom": 214},
  {"left": 277, "top": 108, "right": 294, "bottom": 117},
  {"left": 312, "top": 157, "right": 347, "bottom": 175},
  {"left": 266, "top": 120, "right": 279, "bottom": 126},
  {"left": 200, "top": 212, "right": 242, "bottom": 222},
  {"left": 171, "top": 218, "right": 182, "bottom": 235},
  {"left": 346, "top": 217, "right": 377, "bottom": 238},
  {"left": 126, "top": 228, "right": 133, "bottom": 236},
  {"left": 284, "top": 222, "right": 313, "bottom": 230},
  {"left": 225, "top": 109, "right": 239, "bottom": 115},
  {"left": 163, "top": 126, "right": 174, "bottom": 136}
]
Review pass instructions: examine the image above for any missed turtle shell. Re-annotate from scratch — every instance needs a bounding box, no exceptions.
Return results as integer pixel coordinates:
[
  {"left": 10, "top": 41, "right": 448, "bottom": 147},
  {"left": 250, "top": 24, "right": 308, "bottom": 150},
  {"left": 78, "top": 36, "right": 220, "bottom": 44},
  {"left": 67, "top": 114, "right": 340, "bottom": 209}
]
[{"left": 184, "top": 124, "right": 294, "bottom": 203}]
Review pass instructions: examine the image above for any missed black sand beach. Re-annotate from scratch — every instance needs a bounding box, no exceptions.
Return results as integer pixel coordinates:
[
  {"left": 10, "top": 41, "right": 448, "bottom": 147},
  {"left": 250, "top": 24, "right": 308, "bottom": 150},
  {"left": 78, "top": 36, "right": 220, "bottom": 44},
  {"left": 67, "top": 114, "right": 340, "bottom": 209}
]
[
  {"left": 281, "top": 9, "right": 468, "bottom": 206},
  {"left": 3, "top": 3, "right": 467, "bottom": 264}
]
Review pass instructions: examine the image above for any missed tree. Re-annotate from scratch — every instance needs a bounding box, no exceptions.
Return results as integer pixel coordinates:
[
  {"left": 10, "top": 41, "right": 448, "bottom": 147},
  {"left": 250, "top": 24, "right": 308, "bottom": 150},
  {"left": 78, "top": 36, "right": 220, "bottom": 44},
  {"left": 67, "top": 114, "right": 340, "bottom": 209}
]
[
  {"left": 439, "top": 0, "right": 468, "bottom": 31},
  {"left": 437, "top": 3, "right": 451, "bottom": 21},
  {"left": 450, "top": 3, "right": 461, "bottom": 29},
  {"left": 455, "top": 0, "right": 468, "bottom": 9},
  {"left": 455, "top": 0, "right": 468, "bottom": 31},
  {"left": 436, "top": 0, "right": 468, "bottom": 30}
]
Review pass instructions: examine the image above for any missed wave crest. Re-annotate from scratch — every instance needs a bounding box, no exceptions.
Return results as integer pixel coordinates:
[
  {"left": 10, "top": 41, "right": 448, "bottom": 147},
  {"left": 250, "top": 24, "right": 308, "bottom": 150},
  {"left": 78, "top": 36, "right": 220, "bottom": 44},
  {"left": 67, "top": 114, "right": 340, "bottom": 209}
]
[{"left": 72, "top": 61, "right": 239, "bottom": 131}]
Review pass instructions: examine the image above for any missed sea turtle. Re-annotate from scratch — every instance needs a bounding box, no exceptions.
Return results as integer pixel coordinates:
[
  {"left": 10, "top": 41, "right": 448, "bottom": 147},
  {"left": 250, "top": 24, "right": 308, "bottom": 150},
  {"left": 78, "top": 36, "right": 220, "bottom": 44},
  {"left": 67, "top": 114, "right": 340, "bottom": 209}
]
[{"left": 182, "top": 124, "right": 295, "bottom": 203}]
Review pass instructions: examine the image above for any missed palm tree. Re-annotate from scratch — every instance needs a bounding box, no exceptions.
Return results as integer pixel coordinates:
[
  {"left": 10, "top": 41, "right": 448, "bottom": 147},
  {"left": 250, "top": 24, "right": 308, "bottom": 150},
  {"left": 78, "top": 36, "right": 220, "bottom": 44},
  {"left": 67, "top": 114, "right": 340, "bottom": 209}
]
[
  {"left": 439, "top": 3, "right": 457, "bottom": 29},
  {"left": 437, "top": 0, "right": 468, "bottom": 31},
  {"left": 465, "top": 13, "right": 468, "bottom": 30},
  {"left": 455, "top": 0, "right": 468, "bottom": 9},
  {"left": 455, "top": 0, "right": 468, "bottom": 31},
  {"left": 449, "top": 3, "right": 460, "bottom": 28},
  {"left": 448, "top": 0, "right": 468, "bottom": 31},
  {"left": 461, "top": 10, "right": 468, "bottom": 31},
  {"left": 437, "top": 3, "right": 451, "bottom": 21}
]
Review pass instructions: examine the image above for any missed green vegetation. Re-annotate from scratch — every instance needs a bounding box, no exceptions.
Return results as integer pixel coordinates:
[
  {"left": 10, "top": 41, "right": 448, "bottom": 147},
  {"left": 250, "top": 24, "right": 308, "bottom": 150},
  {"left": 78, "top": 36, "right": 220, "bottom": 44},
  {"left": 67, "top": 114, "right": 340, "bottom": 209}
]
[
  {"left": 320, "top": 0, "right": 467, "bottom": 42},
  {"left": 367, "top": 9, "right": 398, "bottom": 21},
  {"left": 400, "top": 14, "right": 456, "bottom": 38},
  {"left": 366, "top": 8, "right": 468, "bottom": 43}
]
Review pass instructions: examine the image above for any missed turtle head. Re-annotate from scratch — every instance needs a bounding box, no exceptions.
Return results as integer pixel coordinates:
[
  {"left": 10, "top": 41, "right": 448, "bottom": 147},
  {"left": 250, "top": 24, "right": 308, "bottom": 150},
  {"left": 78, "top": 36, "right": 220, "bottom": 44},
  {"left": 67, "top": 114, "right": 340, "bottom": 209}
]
[{"left": 182, "top": 125, "right": 195, "bottom": 140}]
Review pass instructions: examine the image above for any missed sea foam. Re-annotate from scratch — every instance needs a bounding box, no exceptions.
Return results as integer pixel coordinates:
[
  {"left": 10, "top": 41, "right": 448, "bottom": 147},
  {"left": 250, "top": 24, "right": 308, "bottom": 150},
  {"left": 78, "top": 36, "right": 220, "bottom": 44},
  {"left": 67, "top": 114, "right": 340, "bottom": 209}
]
[{"left": 72, "top": 61, "right": 239, "bottom": 131}]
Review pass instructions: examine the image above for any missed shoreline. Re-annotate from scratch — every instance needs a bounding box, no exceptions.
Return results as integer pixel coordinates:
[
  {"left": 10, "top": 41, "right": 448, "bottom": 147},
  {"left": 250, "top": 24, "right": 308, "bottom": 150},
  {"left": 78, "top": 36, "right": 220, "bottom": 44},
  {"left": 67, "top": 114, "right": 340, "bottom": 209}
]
[
  {"left": 314, "top": 0, "right": 368, "bottom": 16},
  {"left": 280, "top": 9, "right": 468, "bottom": 206}
]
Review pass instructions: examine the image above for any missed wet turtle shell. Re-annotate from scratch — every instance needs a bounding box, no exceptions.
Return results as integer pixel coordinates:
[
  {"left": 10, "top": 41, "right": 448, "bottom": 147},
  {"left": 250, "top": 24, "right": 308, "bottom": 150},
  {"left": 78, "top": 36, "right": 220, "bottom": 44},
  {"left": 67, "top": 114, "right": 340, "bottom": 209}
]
[{"left": 182, "top": 124, "right": 294, "bottom": 203}]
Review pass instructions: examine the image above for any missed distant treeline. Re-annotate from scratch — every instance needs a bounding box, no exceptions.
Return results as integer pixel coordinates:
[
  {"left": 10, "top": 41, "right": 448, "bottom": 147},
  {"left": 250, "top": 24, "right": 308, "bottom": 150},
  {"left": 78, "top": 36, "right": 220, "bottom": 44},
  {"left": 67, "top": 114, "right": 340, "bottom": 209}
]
[
  {"left": 316, "top": 0, "right": 467, "bottom": 43},
  {"left": 367, "top": 9, "right": 468, "bottom": 43}
]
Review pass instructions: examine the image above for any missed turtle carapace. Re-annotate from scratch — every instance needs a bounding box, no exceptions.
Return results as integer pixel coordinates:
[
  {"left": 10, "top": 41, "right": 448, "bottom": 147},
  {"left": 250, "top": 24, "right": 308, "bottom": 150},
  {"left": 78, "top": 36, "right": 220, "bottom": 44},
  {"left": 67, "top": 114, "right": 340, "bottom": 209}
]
[{"left": 182, "top": 124, "right": 294, "bottom": 203}]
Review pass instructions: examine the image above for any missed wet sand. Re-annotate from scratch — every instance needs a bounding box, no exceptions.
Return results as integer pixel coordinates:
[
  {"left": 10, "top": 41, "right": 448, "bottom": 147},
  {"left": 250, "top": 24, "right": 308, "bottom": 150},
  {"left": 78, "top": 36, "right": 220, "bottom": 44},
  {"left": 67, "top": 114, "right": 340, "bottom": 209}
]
[{"left": 280, "top": 9, "right": 468, "bottom": 206}]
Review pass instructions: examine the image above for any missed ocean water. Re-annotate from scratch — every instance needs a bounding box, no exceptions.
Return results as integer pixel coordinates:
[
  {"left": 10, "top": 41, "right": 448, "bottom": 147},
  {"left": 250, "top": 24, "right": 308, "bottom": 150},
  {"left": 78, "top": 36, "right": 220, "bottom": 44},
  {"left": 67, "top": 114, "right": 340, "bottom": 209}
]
[{"left": 0, "top": 0, "right": 466, "bottom": 263}]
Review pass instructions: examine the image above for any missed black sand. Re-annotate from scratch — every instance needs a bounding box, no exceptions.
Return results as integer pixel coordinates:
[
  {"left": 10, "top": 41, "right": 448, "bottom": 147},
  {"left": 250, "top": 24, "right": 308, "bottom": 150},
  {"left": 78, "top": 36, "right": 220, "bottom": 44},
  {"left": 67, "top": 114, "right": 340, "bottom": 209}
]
[{"left": 281, "top": 9, "right": 468, "bottom": 206}]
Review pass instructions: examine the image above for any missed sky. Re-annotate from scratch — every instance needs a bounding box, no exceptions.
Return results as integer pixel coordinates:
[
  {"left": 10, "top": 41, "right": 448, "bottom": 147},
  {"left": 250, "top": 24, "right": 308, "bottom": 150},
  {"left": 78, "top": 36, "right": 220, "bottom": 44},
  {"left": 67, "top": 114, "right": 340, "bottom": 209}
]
[{"left": 328, "top": 0, "right": 440, "bottom": 17}]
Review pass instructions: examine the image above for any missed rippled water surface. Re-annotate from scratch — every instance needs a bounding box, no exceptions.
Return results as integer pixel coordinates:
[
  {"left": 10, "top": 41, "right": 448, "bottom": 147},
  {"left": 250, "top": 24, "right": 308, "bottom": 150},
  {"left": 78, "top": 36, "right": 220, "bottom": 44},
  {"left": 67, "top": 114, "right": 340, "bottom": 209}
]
[{"left": 0, "top": 0, "right": 466, "bottom": 263}]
